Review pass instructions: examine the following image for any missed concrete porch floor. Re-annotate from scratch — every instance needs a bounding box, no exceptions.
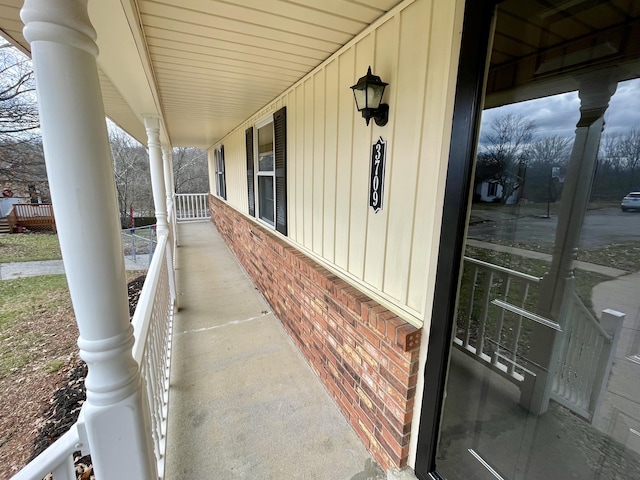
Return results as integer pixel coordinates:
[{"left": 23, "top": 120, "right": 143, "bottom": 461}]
[{"left": 165, "top": 221, "right": 383, "bottom": 480}]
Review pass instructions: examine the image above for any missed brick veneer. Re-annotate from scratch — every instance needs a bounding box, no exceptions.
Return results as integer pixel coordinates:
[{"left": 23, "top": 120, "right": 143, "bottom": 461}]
[{"left": 209, "top": 194, "right": 422, "bottom": 470}]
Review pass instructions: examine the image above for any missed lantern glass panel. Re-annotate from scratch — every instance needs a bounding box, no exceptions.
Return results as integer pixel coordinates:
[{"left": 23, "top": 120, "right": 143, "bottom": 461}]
[
  {"left": 368, "top": 85, "right": 384, "bottom": 109},
  {"left": 353, "top": 88, "right": 367, "bottom": 111}
]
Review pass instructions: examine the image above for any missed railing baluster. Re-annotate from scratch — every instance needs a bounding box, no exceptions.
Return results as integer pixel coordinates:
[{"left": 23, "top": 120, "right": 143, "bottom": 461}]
[
  {"left": 476, "top": 271, "right": 494, "bottom": 358},
  {"left": 492, "top": 275, "right": 510, "bottom": 366},
  {"left": 463, "top": 267, "right": 480, "bottom": 348},
  {"left": 507, "top": 280, "right": 528, "bottom": 375}
]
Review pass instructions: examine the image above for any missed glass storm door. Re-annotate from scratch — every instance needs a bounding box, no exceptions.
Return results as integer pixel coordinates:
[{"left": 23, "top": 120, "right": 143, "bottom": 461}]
[{"left": 431, "top": 1, "right": 640, "bottom": 479}]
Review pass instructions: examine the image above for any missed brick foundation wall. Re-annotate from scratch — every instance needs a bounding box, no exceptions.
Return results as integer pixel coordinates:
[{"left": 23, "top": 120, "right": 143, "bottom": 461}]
[{"left": 209, "top": 195, "right": 422, "bottom": 470}]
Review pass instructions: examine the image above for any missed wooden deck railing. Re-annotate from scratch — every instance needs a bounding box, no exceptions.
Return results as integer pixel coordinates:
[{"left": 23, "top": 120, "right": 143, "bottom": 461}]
[{"left": 7, "top": 203, "right": 56, "bottom": 232}]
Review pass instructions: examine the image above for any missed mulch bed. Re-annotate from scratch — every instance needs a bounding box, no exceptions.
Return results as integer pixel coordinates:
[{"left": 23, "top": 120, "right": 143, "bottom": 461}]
[{"left": 28, "top": 274, "right": 146, "bottom": 480}]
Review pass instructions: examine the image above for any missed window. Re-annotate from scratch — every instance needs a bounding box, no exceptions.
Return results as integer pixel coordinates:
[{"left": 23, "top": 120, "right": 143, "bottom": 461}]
[
  {"left": 214, "top": 145, "right": 226, "bottom": 200},
  {"left": 487, "top": 181, "right": 497, "bottom": 197},
  {"left": 257, "top": 120, "right": 275, "bottom": 225},
  {"left": 245, "top": 106, "right": 287, "bottom": 235}
]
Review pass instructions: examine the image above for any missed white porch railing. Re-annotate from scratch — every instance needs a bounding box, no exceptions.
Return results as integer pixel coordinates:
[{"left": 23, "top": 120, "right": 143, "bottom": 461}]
[
  {"left": 10, "top": 423, "right": 85, "bottom": 480},
  {"left": 454, "top": 256, "right": 541, "bottom": 385},
  {"left": 175, "top": 193, "right": 209, "bottom": 221},
  {"left": 11, "top": 233, "right": 175, "bottom": 480},
  {"left": 454, "top": 256, "right": 624, "bottom": 421},
  {"left": 551, "top": 300, "right": 624, "bottom": 420},
  {"left": 131, "top": 233, "right": 175, "bottom": 477}
]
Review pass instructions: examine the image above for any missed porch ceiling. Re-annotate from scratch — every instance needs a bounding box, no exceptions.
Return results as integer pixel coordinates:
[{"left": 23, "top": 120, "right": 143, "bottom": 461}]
[
  {"left": 2, "top": 1, "right": 638, "bottom": 147},
  {"left": 486, "top": 0, "right": 640, "bottom": 107},
  {"left": 0, "top": 0, "right": 405, "bottom": 148}
]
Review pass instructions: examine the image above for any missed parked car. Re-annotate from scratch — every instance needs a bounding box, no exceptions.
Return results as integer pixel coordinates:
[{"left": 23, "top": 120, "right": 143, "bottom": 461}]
[{"left": 621, "top": 192, "right": 640, "bottom": 211}]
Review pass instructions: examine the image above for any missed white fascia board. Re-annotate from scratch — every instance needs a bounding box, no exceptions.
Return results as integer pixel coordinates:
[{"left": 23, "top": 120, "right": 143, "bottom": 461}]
[{"left": 88, "top": 0, "right": 169, "bottom": 144}]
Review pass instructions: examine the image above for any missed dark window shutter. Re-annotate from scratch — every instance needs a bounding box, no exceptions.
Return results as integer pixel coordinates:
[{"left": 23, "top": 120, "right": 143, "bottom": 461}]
[
  {"left": 220, "top": 145, "right": 227, "bottom": 200},
  {"left": 245, "top": 127, "right": 255, "bottom": 216},
  {"left": 273, "top": 106, "right": 288, "bottom": 235}
]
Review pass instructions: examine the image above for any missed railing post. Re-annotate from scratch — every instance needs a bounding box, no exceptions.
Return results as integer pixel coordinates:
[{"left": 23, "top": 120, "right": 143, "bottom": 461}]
[
  {"left": 591, "top": 309, "right": 625, "bottom": 417},
  {"left": 20, "top": 1, "right": 157, "bottom": 478}
]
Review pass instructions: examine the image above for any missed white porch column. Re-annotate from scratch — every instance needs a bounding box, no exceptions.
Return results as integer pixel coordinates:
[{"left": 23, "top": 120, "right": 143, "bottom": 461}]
[
  {"left": 20, "top": 1, "right": 157, "bottom": 479},
  {"left": 520, "top": 71, "right": 618, "bottom": 415},
  {"left": 161, "top": 144, "right": 177, "bottom": 241},
  {"left": 161, "top": 144, "right": 177, "bottom": 299},
  {"left": 144, "top": 116, "right": 169, "bottom": 236},
  {"left": 161, "top": 144, "right": 174, "bottom": 221}
]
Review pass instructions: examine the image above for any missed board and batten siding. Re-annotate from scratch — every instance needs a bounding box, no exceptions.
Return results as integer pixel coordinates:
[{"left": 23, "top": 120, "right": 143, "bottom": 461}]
[{"left": 208, "top": 0, "right": 463, "bottom": 327}]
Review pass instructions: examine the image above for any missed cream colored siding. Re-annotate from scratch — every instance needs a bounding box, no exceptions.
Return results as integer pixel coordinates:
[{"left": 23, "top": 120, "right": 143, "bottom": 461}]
[
  {"left": 303, "top": 79, "right": 314, "bottom": 247},
  {"left": 384, "top": 0, "right": 431, "bottom": 310},
  {"left": 313, "top": 71, "right": 325, "bottom": 256},
  {"left": 219, "top": 129, "right": 248, "bottom": 215},
  {"left": 335, "top": 50, "right": 356, "bottom": 272},
  {"left": 210, "top": 0, "right": 463, "bottom": 325},
  {"left": 323, "top": 59, "right": 340, "bottom": 264},
  {"left": 409, "top": 0, "right": 464, "bottom": 317}
]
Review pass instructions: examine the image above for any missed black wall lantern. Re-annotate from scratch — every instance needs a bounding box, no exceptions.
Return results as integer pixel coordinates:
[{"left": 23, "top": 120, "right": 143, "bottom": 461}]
[{"left": 350, "top": 66, "right": 389, "bottom": 127}]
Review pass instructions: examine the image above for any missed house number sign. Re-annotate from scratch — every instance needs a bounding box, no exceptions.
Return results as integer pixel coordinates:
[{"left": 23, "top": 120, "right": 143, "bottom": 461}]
[{"left": 369, "top": 137, "right": 387, "bottom": 213}]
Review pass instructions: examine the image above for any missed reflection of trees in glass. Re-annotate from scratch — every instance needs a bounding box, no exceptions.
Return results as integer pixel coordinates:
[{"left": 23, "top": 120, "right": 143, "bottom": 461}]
[
  {"left": 476, "top": 111, "right": 640, "bottom": 204},
  {"left": 594, "top": 128, "right": 640, "bottom": 200},
  {"left": 523, "top": 135, "right": 571, "bottom": 203},
  {"left": 476, "top": 113, "right": 575, "bottom": 204},
  {"left": 476, "top": 113, "right": 535, "bottom": 203}
]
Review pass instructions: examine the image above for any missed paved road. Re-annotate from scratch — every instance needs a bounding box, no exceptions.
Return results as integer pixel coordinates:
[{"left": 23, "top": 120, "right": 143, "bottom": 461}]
[{"left": 469, "top": 207, "right": 640, "bottom": 248}]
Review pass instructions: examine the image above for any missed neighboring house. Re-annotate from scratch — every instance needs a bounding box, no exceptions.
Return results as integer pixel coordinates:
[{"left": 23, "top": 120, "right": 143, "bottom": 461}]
[
  {"left": 475, "top": 180, "right": 520, "bottom": 204},
  {"left": 2, "top": 1, "right": 640, "bottom": 479},
  {"left": 0, "top": 155, "right": 50, "bottom": 218}
]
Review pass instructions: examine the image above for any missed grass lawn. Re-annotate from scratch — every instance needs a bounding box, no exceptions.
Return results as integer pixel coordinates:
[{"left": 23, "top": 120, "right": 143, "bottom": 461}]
[
  {"left": 0, "top": 274, "right": 72, "bottom": 378},
  {"left": 0, "top": 233, "right": 62, "bottom": 263}
]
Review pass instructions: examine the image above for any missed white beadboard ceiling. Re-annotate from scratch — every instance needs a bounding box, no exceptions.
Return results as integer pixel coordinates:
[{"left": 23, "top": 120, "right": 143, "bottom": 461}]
[{"left": 0, "top": 0, "right": 406, "bottom": 148}]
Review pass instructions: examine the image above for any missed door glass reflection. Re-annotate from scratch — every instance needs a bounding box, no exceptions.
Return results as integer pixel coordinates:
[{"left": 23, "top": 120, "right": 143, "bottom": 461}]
[{"left": 436, "top": 1, "right": 640, "bottom": 479}]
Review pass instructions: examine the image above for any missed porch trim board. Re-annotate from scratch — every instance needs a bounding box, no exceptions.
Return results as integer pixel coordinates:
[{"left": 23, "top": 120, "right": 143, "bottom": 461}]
[{"left": 209, "top": 194, "right": 421, "bottom": 471}]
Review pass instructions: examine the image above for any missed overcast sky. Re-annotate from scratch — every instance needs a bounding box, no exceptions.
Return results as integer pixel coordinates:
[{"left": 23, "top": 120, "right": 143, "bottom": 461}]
[{"left": 480, "top": 77, "right": 640, "bottom": 141}]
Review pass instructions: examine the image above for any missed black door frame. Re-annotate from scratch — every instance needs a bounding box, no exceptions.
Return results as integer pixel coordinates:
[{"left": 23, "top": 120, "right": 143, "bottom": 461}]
[{"left": 414, "top": 0, "right": 498, "bottom": 478}]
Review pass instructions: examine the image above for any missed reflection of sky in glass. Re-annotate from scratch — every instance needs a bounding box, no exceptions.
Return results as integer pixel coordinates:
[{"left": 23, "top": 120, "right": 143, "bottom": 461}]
[{"left": 480, "top": 78, "right": 640, "bottom": 144}]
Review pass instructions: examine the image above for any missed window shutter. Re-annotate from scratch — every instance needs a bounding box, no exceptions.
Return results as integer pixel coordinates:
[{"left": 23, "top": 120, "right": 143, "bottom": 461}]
[
  {"left": 274, "top": 107, "right": 287, "bottom": 235},
  {"left": 245, "top": 127, "right": 255, "bottom": 216},
  {"left": 220, "top": 145, "right": 227, "bottom": 200}
]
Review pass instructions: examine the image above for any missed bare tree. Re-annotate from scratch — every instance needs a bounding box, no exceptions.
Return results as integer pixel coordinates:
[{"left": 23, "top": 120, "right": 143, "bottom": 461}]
[
  {"left": 522, "top": 135, "right": 572, "bottom": 203},
  {"left": 172, "top": 147, "right": 208, "bottom": 194},
  {"left": 109, "top": 126, "right": 154, "bottom": 225},
  {"left": 529, "top": 135, "right": 572, "bottom": 166},
  {"left": 0, "top": 43, "right": 42, "bottom": 182},
  {"left": 476, "top": 113, "right": 536, "bottom": 203}
]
